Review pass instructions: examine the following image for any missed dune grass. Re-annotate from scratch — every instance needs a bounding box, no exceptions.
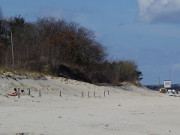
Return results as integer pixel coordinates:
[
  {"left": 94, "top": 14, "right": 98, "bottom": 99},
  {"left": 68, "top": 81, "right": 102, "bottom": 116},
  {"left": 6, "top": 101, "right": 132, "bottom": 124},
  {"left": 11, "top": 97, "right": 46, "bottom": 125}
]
[{"left": 0, "top": 68, "right": 46, "bottom": 79}]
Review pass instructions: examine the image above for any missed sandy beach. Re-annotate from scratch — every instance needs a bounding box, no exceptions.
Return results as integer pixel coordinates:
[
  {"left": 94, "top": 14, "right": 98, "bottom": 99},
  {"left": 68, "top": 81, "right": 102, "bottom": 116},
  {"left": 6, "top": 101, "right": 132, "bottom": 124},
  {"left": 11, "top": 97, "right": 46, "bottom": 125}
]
[{"left": 0, "top": 76, "right": 180, "bottom": 135}]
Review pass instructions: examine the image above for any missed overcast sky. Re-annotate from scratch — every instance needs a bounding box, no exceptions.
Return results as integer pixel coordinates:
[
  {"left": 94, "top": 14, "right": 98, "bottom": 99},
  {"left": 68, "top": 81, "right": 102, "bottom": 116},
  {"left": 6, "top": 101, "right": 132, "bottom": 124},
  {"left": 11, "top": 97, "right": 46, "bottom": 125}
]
[{"left": 1, "top": 0, "right": 180, "bottom": 85}]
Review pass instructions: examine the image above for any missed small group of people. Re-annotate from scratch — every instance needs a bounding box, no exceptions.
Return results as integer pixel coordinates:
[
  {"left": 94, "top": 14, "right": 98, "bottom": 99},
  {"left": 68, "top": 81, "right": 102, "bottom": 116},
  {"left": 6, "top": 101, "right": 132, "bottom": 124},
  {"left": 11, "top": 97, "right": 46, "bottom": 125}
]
[{"left": 8, "top": 88, "right": 18, "bottom": 96}]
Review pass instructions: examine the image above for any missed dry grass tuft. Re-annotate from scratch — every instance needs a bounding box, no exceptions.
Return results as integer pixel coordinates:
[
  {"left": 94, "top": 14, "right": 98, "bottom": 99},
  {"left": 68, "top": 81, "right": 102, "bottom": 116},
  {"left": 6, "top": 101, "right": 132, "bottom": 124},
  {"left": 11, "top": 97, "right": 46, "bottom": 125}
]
[{"left": 0, "top": 68, "right": 46, "bottom": 80}]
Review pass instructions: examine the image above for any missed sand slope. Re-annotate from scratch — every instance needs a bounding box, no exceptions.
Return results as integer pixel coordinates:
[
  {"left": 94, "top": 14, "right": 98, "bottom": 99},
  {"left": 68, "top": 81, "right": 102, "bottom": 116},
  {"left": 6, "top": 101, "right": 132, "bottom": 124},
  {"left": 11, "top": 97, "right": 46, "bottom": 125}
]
[{"left": 0, "top": 76, "right": 180, "bottom": 135}]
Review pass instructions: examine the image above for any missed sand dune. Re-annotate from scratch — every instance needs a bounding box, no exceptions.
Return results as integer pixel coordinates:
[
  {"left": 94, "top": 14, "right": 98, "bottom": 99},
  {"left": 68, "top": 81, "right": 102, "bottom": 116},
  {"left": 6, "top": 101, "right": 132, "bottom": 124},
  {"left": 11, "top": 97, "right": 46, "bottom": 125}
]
[{"left": 0, "top": 75, "right": 180, "bottom": 135}]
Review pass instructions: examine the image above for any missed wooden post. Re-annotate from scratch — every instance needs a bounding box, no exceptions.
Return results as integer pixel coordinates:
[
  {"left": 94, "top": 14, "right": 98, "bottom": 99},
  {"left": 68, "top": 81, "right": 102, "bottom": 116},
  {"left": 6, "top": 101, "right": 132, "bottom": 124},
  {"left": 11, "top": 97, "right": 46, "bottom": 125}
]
[
  {"left": 104, "top": 91, "right": 105, "bottom": 97},
  {"left": 108, "top": 91, "right": 109, "bottom": 95},
  {"left": 82, "top": 92, "right": 84, "bottom": 97},
  {"left": 60, "top": 91, "right": 61, "bottom": 97},
  {"left": 39, "top": 90, "right": 41, "bottom": 97},
  {"left": 18, "top": 88, "right": 20, "bottom": 98},
  {"left": 88, "top": 91, "right": 90, "bottom": 97},
  {"left": 94, "top": 91, "right": 95, "bottom": 97},
  {"left": 28, "top": 88, "right": 31, "bottom": 95}
]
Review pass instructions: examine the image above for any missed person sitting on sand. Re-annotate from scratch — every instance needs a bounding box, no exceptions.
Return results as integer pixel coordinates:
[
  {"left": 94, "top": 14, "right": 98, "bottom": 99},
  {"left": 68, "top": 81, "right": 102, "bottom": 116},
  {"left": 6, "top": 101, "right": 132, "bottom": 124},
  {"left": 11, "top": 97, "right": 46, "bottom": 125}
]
[{"left": 8, "top": 88, "right": 18, "bottom": 96}]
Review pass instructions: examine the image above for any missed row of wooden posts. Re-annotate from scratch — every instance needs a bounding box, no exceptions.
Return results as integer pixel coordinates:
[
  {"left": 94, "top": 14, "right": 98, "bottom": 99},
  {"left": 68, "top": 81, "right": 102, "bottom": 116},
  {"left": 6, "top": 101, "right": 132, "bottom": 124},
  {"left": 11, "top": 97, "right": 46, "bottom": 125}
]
[
  {"left": 81, "top": 91, "right": 110, "bottom": 98},
  {"left": 17, "top": 88, "right": 38, "bottom": 98},
  {"left": 17, "top": 88, "right": 109, "bottom": 98},
  {"left": 59, "top": 90, "right": 110, "bottom": 97}
]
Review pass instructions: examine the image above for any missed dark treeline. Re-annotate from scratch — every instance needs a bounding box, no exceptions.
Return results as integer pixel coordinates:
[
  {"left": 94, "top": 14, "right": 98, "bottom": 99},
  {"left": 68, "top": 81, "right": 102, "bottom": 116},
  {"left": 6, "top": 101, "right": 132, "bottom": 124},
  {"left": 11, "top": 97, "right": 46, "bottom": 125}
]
[
  {"left": 146, "top": 84, "right": 180, "bottom": 91},
  {"left": 0, "top": 11, "right": 143, "bottom": 84}
]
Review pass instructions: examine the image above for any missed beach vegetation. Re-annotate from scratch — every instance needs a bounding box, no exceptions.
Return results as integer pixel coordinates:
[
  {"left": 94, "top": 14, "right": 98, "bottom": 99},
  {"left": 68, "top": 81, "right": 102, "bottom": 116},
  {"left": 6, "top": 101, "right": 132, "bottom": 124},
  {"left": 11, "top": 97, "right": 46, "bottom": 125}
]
[{"left": 0, "top": 9, "right": 143, "bottom": 84}]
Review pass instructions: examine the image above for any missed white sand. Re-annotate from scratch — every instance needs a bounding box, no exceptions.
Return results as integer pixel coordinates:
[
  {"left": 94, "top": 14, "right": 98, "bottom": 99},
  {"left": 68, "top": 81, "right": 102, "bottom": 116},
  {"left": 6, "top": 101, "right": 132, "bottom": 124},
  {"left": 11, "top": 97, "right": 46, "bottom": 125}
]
[{"left": 0, "top": 76, "right": 180, "bottom": 135}]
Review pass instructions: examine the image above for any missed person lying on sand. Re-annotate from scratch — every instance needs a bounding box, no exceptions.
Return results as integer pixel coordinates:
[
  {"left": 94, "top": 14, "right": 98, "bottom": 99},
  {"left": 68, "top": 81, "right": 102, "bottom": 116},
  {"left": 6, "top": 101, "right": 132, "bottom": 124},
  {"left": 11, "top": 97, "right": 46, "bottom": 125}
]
[{"left": 8, "top": 88, "right": 18, "bottom": 96}]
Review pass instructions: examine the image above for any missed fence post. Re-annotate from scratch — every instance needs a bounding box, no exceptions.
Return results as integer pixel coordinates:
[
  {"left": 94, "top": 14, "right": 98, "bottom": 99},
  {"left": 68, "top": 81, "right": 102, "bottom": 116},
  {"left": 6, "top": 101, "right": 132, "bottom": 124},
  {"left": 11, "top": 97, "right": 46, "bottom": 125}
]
[
  {"left": 82, "top": 92, "right": 84, "bottom": 97},
  {"left": 88, "top": 91, "right": 90, "bottom": 97},
  {"left": 94, "top": 91, "right": 95, "bottom": 97},
  {"left": 39, "top": 90, "right": 41, "bottom": 97},
  {"left": 104, "top": 91, "right": 105, "bottom": 97},
  {"left": 108, "top": 91, "right": 109, "bottom": 95},
  {"left": 60, "top": 91, "right": 61, "bottom": 97},
  {"left": 28, "top": 88, "right": 31, "bottom": 95},
  {"left": 18, "top": 88, "right": 20, "bottom": 98}
]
